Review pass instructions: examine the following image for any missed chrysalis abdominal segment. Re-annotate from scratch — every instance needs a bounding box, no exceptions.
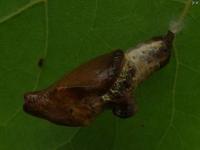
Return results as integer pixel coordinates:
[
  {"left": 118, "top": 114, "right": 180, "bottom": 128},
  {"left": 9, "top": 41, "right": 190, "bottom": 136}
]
[{"left": 23, "top": 31, "right": 174, "bottom": 126}]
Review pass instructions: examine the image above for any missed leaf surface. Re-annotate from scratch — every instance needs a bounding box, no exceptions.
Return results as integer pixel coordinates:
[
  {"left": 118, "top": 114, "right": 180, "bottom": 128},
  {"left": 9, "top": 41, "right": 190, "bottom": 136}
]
[{"left": 0, "top": 0, "right": 200, "bottom": 149}]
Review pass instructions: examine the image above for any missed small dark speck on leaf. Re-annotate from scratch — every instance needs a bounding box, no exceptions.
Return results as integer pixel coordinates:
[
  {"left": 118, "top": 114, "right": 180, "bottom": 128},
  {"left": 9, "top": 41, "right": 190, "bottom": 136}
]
[{"left": 38, "top": 58, "right": 44, "bottom": 68}]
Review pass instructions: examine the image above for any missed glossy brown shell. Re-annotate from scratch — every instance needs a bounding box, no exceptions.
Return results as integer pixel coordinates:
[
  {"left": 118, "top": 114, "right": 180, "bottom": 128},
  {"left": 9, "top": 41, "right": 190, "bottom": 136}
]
[
  {"left": 24, "top": 31, "right": 175, "bottom": 127},
  {"left": 24, "top": 50, "right": 125, "bottom": 126},
  {"left": 54, "top": 50, "right": 125, "bottom": 93}
]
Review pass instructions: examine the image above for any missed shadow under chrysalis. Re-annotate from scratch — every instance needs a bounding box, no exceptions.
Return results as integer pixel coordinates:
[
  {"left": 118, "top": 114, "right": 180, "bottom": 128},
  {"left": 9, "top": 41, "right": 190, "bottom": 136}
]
[{"left": 23, "top": 31, "right": 174, "bottom": 127}]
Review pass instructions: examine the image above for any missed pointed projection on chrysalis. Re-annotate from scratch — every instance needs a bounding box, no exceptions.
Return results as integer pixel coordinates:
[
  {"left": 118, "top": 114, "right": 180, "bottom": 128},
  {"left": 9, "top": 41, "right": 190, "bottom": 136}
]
[{"left": 23, "top": 31, "right": 174, "bottom": 127}]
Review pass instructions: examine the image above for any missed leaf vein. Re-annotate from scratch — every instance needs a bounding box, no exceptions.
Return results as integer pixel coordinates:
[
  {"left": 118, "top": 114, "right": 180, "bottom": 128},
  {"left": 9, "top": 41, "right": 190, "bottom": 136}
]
[
  {"left": 172, "top": 124, "right": 185, "bottom": 149},
  {"left": 176, "top": 109, "right": 200, "bottom": 121},
  {"left": 156, "top": 40, "right": 180, "bottom": 149},
  {"left": 2, "top": 0, "right": 49, "bottom": 127},
  {"left": 180, "top": 62, "right": 200, "bottom": 75},
  {"left": 54, "top": 128, "right": 81, "bottom": 150},
  {"left": 0, "top": 0, "right": 44, "bottom": 24}
]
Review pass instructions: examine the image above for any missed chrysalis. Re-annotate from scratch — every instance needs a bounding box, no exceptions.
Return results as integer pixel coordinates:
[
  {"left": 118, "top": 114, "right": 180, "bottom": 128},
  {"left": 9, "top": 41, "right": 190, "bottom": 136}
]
[
  {"left": 23, "top": 31, "right": 174, "bottom": 126},
  {"left": 23, "top": 0, "right": 192, "bottom": 126}
]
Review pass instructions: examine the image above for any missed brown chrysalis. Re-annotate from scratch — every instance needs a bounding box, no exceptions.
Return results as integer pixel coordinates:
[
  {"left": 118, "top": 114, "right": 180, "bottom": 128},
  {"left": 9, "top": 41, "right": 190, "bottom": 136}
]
[
  {"left": 24, "top": 31, "right": 174, "bottom": 126},
  {"left": 23, "top": 0, "right": 193, "bottom": 127}
]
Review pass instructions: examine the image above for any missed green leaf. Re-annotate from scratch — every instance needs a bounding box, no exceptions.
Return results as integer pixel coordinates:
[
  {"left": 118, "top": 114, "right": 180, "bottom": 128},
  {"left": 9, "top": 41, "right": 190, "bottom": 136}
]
[{"left": 0, "top": 0, "right": 199, "bottom": 149}]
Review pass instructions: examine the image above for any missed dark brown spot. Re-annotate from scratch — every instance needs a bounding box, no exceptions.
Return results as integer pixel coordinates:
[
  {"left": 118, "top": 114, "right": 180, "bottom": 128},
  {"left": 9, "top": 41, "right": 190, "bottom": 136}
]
[{"left": 38, "top": 58, "right": 44, "bottom": 67}]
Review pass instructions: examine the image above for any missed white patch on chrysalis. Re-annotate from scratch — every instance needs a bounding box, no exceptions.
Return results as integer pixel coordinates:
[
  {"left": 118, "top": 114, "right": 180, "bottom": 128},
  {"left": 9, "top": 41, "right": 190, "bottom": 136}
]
[
  {"left": 126, "top": 41, "right": 163, "bottom": 63},
  {"left": 125, "top": 40, "right": 163, "bottom": 84}
]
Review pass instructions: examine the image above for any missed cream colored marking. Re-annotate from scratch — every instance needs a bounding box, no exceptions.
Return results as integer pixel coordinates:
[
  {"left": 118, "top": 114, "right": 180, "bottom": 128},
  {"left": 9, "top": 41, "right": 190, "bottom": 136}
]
[
  {"left": 101, "top": 60, "right": 131, "bottom": 102},
  {"left": 126, "top": 40, "right": 163, "bottom": 64},
  {"left": 102, "top": 95, "right": 111, "bottom": 102},
  {"left": 125, "top": 40, "right": 163, "bottom": 84},
  {"left": 102, "top": 40, "right": 165, "bottom": 102}
]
